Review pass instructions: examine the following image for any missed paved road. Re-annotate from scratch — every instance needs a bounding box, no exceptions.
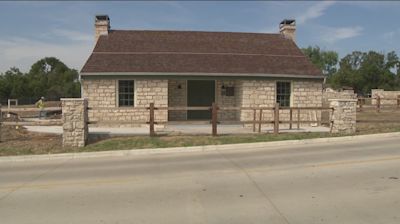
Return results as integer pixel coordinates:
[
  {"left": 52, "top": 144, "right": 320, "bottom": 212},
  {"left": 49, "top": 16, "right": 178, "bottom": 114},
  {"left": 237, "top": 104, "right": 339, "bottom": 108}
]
[{"left": 1, "top": 135, "right": 400, "bottom": 224}]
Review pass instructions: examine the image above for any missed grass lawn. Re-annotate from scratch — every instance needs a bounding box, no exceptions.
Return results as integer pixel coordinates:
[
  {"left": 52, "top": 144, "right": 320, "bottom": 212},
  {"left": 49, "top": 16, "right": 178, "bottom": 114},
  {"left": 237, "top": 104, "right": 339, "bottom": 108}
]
[
  {"left": 0, "top": 131, "right": 345, "bottom": 157},
  {"left": 82, "top": 132, "right": 341, "bottom": 153}
]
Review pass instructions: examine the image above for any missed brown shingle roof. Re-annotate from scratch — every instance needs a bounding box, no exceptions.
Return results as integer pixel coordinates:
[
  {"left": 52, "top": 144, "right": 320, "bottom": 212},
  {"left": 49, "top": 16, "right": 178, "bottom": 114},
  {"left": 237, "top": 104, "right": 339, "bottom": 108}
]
[{"left": 81, "top": 30, "right": 322, "bottom": 77}]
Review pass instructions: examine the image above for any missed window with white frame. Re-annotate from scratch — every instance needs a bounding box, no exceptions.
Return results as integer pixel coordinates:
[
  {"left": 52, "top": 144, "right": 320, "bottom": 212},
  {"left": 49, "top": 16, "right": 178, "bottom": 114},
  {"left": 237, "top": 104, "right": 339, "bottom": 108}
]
[
  {"left": 118, "top": 80, "right": 134, "bottom": 107},
  {"left": 276, "top": 81, "right": 291, "bottom": 107}
]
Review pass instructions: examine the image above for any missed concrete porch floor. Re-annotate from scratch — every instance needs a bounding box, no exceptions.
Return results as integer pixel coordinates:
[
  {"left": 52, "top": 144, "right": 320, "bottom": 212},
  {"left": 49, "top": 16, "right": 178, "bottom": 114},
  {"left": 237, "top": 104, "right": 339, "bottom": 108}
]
[{"left": 24, "top": 124, "right": 330, "bottom": 136}]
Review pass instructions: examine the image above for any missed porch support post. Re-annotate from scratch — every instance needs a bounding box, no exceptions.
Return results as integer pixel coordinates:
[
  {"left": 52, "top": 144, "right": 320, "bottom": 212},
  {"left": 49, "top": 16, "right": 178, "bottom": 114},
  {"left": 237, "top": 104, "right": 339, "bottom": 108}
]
[
  {"left": 149, "top": 103, "right": 155, "bottom": 137},
  {"left": 274, "top": 103, "right": 280, "bottom": 134},
  {"left": 211, "top": 102, "right": 218, "bottom": 136}
]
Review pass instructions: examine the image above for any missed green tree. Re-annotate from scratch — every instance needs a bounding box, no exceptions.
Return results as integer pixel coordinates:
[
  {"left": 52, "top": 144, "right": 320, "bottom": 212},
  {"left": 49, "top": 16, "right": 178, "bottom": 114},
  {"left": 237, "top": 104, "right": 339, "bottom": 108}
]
[
  {"left": 0, "top": 67, "right": 29, "bottom": 99},
  {"left": 329, "top": 51, "right": 399, "bottom": 95},
  {"left": 0, "top": 57, "right": 81, "bottom": 103},
  {"left": 302, "top": 46, "right": 339, "bottom": 77},
  {"left": 26, "top": 57, "right": 80, "bottom": 99}
]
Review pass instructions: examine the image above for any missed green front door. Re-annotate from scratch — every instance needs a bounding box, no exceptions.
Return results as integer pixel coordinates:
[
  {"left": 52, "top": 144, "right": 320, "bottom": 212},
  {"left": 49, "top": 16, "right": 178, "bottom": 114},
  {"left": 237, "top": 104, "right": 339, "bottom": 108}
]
[{"left": 187, "top": 80, "right": 215, "bottom": 120}]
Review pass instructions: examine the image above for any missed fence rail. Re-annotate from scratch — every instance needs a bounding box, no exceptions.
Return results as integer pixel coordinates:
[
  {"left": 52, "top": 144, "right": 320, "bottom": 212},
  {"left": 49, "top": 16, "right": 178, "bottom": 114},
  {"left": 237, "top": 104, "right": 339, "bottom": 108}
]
[
  {"left": 0, "top": 104, "right": 62, "bottom": 142},
  {"left": 357, "top": 95, "right": 400, "bottom": 112},
  {"left": 88, "top": 103, "right": 334, "bottom": 137},
  {"left": 1, "top": 107, "right": 61, "bottom": 112},
  {"left": 0, "top": 103, "right": 335, "bottom": 139}
]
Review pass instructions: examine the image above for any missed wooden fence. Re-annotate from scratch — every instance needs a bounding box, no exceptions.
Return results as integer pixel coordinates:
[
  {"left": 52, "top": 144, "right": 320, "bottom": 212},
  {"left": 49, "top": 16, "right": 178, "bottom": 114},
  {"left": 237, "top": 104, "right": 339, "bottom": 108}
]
[
  {"left": 88, "top": 103, "right": 334, "bottom": 137},
  {"left": 0, "top": 103, "right": 334, "bottom": 140},
  {"left": 356, "top": 95, "right": 400, "bottom": 124},
  {"left": 0, "top": 105, "right": 62, "bottom": 142},
  {"left": 357, "top": 95, "right": 400, "bottom": 112}
]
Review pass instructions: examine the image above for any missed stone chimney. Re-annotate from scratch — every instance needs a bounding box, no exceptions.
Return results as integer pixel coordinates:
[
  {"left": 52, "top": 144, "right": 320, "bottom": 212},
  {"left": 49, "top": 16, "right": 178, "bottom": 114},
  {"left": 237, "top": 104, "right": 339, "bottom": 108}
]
[
  {"left": 95, "top": 15, "right": 110, "bottom": 43},
  {"left": 279, "top": 19, "right": 296, "bottom": 42}
]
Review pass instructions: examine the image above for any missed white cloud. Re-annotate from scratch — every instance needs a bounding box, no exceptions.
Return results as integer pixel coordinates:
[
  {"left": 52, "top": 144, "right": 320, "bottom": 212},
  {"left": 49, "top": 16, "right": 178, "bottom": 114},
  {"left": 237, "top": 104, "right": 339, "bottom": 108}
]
[
  {"left": 321, "top": 26, "right": 363, "bottom": 43},
  {"left": 297, "top": 1, "right": 335, "bottom": 24},
  {"left": 0, "top": 36, "right": 93, "bottom": 73}
]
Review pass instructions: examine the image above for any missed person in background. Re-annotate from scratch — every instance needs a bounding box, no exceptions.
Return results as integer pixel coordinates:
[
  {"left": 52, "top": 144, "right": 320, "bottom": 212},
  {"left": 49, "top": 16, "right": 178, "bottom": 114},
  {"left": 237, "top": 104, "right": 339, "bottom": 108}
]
[{"left": 35, "top": 97, "right": 46, "bottom": 119}]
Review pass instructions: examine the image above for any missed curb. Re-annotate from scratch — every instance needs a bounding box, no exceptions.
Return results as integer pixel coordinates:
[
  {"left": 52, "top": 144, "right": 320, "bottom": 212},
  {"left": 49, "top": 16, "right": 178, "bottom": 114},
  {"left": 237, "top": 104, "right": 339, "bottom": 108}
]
[{"left": 1, "top": 132, "right": 400, "bottom": 163}]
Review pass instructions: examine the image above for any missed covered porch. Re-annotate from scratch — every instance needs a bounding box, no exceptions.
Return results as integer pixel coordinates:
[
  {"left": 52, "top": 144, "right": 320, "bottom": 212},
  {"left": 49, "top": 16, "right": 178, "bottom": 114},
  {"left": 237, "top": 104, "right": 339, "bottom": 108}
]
[{"left": 168, "top": 79, "right": 240, "bottom": 122}]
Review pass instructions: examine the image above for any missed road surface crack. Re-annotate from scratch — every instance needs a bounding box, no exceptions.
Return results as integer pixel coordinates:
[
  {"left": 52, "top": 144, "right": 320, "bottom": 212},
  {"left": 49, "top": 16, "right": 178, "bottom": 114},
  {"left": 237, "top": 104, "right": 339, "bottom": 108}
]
[{"left": 214, "top": 149, "right": 291, "bottom": 224}]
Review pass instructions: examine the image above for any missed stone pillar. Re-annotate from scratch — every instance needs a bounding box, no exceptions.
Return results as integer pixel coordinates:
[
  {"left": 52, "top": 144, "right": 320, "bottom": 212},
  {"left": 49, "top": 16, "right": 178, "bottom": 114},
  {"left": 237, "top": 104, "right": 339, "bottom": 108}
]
[
  {"left": 371, "top": 89, "right": 384, "bottom": 105},
  {"left": 329, "top": 99, "right": 357, "bottom": 134},
  {"left": 61, "top": 98, "right": 88, "bottom": 147}
]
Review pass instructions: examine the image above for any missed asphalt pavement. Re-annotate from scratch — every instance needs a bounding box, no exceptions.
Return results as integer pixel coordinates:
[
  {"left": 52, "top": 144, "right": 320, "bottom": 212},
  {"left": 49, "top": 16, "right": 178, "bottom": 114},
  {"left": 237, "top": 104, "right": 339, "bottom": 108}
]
[{"left": 0, "top": 134, "right": 399, "bottom": 223}]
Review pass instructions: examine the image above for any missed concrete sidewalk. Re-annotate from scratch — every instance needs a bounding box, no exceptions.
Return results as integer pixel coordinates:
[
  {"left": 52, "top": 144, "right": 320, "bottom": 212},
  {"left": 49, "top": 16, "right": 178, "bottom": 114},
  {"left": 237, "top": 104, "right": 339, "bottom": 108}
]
[{"left": 25, "top": 124, "right": 330, "bottom": 136}]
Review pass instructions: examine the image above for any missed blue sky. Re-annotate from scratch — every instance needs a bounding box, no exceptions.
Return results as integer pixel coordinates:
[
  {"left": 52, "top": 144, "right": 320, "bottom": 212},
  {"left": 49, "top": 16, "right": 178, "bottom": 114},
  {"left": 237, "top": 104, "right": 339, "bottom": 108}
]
[{"left": 0, "top": 1, "right": 399, "bottom": 73}]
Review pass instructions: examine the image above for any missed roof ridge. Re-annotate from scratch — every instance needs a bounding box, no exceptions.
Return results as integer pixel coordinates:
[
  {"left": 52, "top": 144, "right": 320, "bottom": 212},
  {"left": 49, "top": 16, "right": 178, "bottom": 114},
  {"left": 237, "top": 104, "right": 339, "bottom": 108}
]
[
  {"left": 110, "top": 29, "right": 282, "bottom": 36},
  {"left": 92, "top": 51, "right": 306, "bottom": 58}
]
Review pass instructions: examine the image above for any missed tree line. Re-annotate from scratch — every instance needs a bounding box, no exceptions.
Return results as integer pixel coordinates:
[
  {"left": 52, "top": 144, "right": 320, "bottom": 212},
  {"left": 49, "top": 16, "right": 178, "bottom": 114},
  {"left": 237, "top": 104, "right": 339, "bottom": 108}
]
[
  {"left": 0, "top": 57, "right": 81, "bottom": 104},
  {"left": 0, "top": 48, "right": 399, "bottom": 103},
  {"left": 302, "top": 46, "right": 400, "bottom": 95}
]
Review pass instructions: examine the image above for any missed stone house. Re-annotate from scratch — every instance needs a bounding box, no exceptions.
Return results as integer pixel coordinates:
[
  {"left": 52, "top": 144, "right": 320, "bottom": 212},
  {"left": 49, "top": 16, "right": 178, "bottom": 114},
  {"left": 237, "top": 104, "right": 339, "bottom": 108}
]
[{"left": 80, "top": 15, "right": 323, "bottom": 127}]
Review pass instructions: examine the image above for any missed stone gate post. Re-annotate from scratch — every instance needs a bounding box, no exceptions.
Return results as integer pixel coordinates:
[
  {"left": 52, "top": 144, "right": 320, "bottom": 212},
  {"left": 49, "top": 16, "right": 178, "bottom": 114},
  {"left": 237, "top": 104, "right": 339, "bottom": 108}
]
[
  {"left": 329, "top": 99, "right": 357, "bottom": 134},
  {"left": 61, "top": 98, "right": 88, "bottom": 147}
]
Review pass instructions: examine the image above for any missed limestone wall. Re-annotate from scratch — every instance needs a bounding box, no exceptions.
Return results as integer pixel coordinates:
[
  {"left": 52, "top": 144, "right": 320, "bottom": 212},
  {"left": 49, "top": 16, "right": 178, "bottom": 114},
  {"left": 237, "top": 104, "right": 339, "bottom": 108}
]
[
  {"left": 82, "top": 79, "right": 168, "bottom": 127},
  {"left": 320, "top": 88, "right": 356, "bottom": 124},
  {"left": 238, "top": 80, "right": 275, "bottom": 125},
  {"left": 238, "top": 80, "right": 323, "bottom": 128},
  {"left": 329, "top": 99, "right": 357, "bottom": 134},
  {"left": 216, "top": 80, "right": 237, "bottom": 121},
  {"left": 292, "top": 81, "right": 323, "bottom": 125},
  {"left": 168, "top": 80, "right": 187, "bottom": 121},
  {"left": 82, "top": 78, "right": 323, "bottom": 127},
  {"left": 61, "top": 98, "right": 88, "bottom": 147},
  {"left": 322, "top": 88, "right": 356, "bottom": 107},
  {"left": 371, "top": 89, "right": 400, "bottom": 105}
]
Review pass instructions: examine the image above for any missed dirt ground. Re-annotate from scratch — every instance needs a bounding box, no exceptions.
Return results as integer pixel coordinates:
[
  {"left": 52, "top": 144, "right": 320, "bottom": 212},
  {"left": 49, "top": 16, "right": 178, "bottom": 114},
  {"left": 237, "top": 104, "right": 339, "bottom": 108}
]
[
  {"left": 356, "top": 107, "right": 400, "bottom": 134},
  {"left": 0, "top": 125, "right": 62, "bottom": 156}
]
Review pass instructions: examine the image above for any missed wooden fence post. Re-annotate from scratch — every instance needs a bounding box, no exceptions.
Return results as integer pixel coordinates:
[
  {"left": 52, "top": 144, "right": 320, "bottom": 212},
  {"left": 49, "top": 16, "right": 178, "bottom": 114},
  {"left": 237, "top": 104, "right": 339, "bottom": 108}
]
[
  {"left": 149, "top": 103, "right": 155, "bottom": 137},
  {"left": 211, "top": 102, "right": 218, "bottom": 136},
  {"left": 289, "top": 108, "right": 293, "bottom": 130},
  {"left": 297, "top": 108, "right": 300, "bottom": 130},
  {"left": 258, "top": 109, "right": 263, "bottom": 133},
  {"left": 274, "top": 103, "right": 280, "bottom": 134},
  {"left": 252, "top": 109, "right": 256, "bottom": 132},
  {"left": 376, "top": 96, "right": 381, "bottom": 113},
  {"left": 358, "top": 98, "right": 363, "bottom": 112},
  {"left": 397, "top": 95, "right": 400, "bottom": 108}
]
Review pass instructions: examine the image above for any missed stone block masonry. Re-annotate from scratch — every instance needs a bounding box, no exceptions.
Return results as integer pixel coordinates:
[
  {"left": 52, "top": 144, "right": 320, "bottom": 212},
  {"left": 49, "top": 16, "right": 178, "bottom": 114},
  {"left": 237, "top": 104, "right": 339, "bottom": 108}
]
[
  {"left": 61, "top": 98, "right": 88, "bottom": 147},
  {"left": 216, "top": 80, "right": 238, "bottom": 121},
  {"left": 329, "top": 99, "right": 357, "bottom": 134},
  {"left": 322, "top": 88, "right": 356, "bottom": 124},
  {"left": 168, "top": 80, "right": 187, "bottom": 121},
  {"left": 238, "top": 80, "right": 323, "bottom": 128},
  {"left": 82, "top": 79, "right": 168, "bottom": 127},
  {"left": 371, "top": 89, "right": 400, "bottom": 105}
]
